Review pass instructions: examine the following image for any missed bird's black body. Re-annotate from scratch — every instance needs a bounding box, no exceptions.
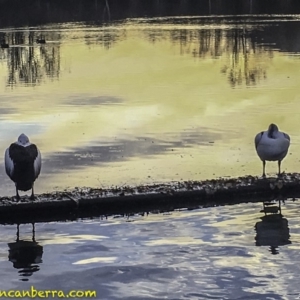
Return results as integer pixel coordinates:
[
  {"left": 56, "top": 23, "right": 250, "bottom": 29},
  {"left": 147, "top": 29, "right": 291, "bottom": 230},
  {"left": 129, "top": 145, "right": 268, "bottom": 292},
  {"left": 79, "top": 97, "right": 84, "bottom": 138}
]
[
  {"left": 5, "top": 133, "right": 42, "bottom": 200},
  {"left": 0, "top": 42, "right": 9, "bottom": 48},
  {"left": 36, "top": 39, "right": 46, "bottom": 44},
  {"left": 8, "top": 143, "right": 39, "bottom": 192}
]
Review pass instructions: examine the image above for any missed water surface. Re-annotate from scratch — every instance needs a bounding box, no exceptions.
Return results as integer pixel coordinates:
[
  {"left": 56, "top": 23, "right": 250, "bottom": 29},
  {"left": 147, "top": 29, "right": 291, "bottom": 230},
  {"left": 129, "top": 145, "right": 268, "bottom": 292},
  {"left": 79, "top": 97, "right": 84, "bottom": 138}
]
[
  {"left": 0, "top": 200, "right": 299, "bottom": 299},
  {"left": 1, "top": 15, "right": 300, "bottom": 196},
  {"left": 1, "top": 12, "right": 300, "bottom": 299}
]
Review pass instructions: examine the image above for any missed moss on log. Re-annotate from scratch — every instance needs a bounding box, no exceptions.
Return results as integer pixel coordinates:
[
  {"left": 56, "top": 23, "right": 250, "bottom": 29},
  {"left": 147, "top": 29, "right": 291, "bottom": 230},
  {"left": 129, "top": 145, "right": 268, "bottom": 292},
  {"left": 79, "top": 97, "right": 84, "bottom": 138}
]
[{"left": 0, "top": 173, "right": 299, "bottom": 224}]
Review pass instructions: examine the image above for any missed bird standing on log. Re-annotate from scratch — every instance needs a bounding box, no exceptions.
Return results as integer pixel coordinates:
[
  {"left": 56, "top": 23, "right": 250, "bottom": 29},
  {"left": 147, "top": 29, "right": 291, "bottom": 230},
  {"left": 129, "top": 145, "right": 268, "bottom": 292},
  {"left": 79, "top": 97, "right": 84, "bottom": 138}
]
[
  {"left": 255, "top": 123, "right": 290, "bottom": 177},
  {"left": 5, "top": 134, "right": 42, "bottom": 200}
]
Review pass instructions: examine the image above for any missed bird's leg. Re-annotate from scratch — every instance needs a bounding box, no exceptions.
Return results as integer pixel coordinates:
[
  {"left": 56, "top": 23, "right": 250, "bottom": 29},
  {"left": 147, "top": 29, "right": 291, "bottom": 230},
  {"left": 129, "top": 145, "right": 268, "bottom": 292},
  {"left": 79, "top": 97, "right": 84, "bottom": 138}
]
[
  {"left": 32, "top": 223, "right": 35, "bottom": 242},
  {"left": 30, "top": 186, "right": 35, "bottom": 200},
  {"left": 16, "top": 224, "right": 20, "bottom": 242},
  {"left": 262, "top": 161, "right": 266, "bottom": 178},
  {"left": 278, "top": 160, "right": 281, "bottom": 176},
  {"left": 16, "top": 187, "right": 20, "bottom": 200},
  {"left": 279, "top": 199, "right": 282, "bottom": 215}
]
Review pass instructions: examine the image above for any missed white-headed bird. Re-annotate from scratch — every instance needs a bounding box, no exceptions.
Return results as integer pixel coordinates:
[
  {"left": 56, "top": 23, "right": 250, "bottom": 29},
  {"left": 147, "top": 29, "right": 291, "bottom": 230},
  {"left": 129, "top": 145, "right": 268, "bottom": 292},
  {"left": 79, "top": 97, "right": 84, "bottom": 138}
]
[
  {"left": 255, "top": 124, "right": 290, "bottom": 177},
  {"left": 5, "top": 134, "right": 41, "bottom": 199}
]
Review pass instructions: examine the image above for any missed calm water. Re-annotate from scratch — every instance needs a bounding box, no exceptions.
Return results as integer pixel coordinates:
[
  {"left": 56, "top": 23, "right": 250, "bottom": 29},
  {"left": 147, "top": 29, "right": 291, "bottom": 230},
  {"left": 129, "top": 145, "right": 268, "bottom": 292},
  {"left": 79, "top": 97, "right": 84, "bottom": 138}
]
[
  {"left": 0, "top": 200, "right": 300, "bottom": 299},
  {"left": 0, "top": 15, "right": 300, "bottom": 196},
  {"left": 1, "top": 10, "right": 300, "bottom": 300}
]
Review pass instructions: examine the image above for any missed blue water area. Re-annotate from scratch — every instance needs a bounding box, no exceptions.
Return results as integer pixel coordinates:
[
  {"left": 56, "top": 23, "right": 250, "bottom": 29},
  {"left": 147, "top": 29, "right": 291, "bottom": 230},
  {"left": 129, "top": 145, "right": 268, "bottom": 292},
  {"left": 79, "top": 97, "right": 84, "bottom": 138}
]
[{"left": 0, "top": 200, "right": 299, "bottom": 299}]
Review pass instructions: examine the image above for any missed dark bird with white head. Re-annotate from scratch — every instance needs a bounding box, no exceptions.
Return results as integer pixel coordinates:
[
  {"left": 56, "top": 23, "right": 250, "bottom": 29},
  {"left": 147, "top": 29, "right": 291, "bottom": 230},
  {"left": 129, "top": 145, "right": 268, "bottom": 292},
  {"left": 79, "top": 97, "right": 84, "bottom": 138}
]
[
  {"left": 255, "top": 123, "right": 290, "bottom": 177},
  {"left": 5, "top": 134, "right": 41, "bottom": 200}
]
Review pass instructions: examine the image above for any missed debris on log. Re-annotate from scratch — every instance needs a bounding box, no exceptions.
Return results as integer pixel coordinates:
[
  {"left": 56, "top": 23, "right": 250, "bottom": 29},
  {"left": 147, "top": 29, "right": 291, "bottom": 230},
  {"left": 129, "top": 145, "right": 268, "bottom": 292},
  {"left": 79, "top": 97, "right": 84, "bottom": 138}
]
[{"left": 0, "top": 173, "right": 299, "bottom": 224}]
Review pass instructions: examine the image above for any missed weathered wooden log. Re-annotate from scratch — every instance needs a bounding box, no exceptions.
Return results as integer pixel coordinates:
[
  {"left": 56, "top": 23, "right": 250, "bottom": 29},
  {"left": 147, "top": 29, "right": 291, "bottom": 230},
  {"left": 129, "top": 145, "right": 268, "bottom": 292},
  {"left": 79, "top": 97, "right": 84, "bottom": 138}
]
[{"left": 0, "top": 173, "right": 299, "bottom": 224}]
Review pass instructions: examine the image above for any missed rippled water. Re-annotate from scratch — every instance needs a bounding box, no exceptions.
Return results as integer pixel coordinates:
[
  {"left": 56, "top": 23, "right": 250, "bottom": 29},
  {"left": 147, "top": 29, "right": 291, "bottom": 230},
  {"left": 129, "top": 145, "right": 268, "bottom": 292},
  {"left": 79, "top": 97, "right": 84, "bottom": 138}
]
[
  {"left": 1, "top": 14, "right": 300, "bottom": 196},
  {"left": 0, "top": 200, "right": 299, "bottom": 299}
]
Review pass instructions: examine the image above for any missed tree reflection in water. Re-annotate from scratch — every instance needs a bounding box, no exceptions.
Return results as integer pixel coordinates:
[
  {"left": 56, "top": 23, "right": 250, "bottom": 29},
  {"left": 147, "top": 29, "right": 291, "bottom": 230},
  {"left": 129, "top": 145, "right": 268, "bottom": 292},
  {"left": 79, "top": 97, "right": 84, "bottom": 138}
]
[
  {"left": 142, "top": 23, "right": 269, "bottom": 87},
  {"left": 0, "top": 31, "right": 60, "bottom": 87}
]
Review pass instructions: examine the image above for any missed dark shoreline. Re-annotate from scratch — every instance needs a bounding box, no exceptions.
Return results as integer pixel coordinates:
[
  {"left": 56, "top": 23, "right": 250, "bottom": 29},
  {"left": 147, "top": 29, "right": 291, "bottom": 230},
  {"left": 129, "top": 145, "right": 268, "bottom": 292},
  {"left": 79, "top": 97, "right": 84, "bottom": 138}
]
[
  {"left": 0, "top": 173, "right": 299, "bottom": 225},
  {"left": 1, "top": 0, "right": 300, "bottom": 28}
]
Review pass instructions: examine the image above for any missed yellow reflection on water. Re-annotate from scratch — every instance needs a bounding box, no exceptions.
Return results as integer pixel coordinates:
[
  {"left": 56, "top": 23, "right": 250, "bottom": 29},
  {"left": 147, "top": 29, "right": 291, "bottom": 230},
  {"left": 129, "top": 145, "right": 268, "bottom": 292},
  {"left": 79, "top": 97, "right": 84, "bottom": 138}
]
[
  {"left": 145, "top": 236, "right": 207, "bottom": 246},
  {"left": 41, "top": 234, "right": 108, "bottom": 246},
  {"left": 0, "top": 19, "right": 299, "bottom": 193}
]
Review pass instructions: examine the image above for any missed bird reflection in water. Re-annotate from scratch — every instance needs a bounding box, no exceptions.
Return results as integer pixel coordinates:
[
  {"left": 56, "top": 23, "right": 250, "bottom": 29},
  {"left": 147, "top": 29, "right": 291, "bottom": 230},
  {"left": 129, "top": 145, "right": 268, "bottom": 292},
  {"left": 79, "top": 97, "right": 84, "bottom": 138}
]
[
  {"left": 8, "top": 224, "right": 43, "bottom": 281},
  {"left": 255, "top": 199, "right": 291, "bottom": 255}
]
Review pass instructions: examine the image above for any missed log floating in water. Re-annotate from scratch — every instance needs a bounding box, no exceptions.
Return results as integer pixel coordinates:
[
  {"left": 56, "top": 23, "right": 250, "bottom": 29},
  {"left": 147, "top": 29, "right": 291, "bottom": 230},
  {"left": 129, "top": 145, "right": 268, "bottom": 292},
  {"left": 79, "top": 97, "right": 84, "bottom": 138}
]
[{"left": 0, "top": 173, "right": 300, "bottom": 224}]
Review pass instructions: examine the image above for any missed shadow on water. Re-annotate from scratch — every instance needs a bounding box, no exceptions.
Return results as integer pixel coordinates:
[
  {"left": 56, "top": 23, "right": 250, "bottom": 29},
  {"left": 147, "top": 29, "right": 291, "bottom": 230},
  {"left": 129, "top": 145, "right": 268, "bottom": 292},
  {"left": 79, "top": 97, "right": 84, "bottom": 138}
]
[
  {"left": 42, "top": 131, "right": 220, "bottom": 175},
  {"left": 8, "top": 223, "right": 43, "bottom": 281},
  {"left": 255, "top": 199, "right": 291, "bottom": 255}
]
